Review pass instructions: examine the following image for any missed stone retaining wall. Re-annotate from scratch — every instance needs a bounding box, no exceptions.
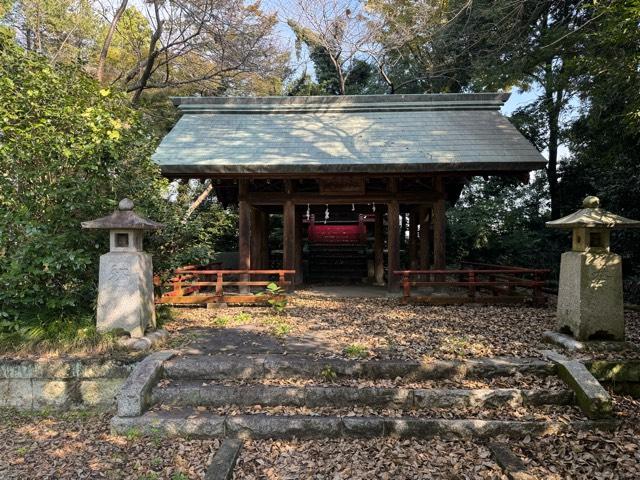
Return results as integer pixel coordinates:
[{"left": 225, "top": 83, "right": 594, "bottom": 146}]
[{"left": 0, "top": 358, "right": 138, "bottom": 410}]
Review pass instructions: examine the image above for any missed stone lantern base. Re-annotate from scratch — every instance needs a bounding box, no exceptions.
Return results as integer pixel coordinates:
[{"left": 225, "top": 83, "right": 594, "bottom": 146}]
[
  {"left": 97, "top": 251, "right": 156, "bottom": 338},
  {"left": 557, "top": 251, "right": 624, "bottom": 341}
]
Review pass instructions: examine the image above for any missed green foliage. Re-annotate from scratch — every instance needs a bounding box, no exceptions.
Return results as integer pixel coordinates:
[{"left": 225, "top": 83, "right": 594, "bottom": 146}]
[
  {"left": 343, "top": 343, "right": 369, "bottom": 359},
  {"left": 258, "top": 282, "right": 288, "bottom": 315},
  {"left": 0, "top": 32, "right": 160, "bottom": 325},
  {"left": 320, "top": 365, "right": 337, "bottom": 382},
  {"left": 0, "top": 35, "right": 236, "bottom": 336},
  {"left": 263, "top": 316, "right": 291, "bottom": 337},
  {"left": 447, "top": 176, "right": 564, "bottom": 273}
]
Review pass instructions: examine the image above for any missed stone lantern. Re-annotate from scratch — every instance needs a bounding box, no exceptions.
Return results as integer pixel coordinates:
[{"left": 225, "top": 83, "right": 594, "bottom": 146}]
[
  {"left": 82, "top": 198, "right": 163, "bottom": 338},
  {"left": 546, "top": 196, "right": 640, "bottom": 341}
]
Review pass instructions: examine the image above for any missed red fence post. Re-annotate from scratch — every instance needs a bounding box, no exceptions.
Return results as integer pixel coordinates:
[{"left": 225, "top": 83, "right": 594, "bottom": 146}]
[
  {"left": 468, "top": 271, "right": 476, "bottom": 299},
  {"left": 402, "top": 272, "right": 411, "bottom": 300}
]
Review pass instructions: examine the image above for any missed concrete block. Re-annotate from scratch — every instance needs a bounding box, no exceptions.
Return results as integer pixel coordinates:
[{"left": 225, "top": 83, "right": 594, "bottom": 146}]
[
  {"left": 0, "top": 379, "right": 33, "bottom": 408},
  {"left": 31, "top": 380, "right": 68, "bottom": 408},
  {"left": 80, "top": 379, "right": 125, "bottom": 407}
]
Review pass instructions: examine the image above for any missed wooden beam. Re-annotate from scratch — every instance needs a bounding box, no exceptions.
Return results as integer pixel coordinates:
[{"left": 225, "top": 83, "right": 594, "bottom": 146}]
[
  {"left": 238, "top": 180, "right": 251, "bottom": 292},
  {"left": 246, "top": 191, "right": 441, "bottom": 205},
  {"left": 433, "top": 177, "right": 446, "bottom": 269},
  {"left": 374, "top": 212, "right": 384, "bottom": 286},
  {"left": 419, "top": 205, "right": 431, "bottom": 271},
  {"left": 409, "top": 209, "right": 418, "bottom": 270}
]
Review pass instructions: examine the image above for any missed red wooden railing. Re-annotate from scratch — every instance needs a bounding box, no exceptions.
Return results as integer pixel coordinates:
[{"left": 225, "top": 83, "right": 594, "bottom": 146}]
[
  {"left": 394, "top": 266, "right": 549, "bottom": 306},
  {"left": 156, "top": 268, "right": 295, "bottom": 305}
]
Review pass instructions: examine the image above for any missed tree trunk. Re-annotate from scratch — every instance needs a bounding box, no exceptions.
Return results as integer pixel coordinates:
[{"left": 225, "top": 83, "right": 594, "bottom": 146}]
[
  {"left": 544, "top": 80, "right": 564, "bottom": 219},
  {"left": 131, "top": 3, "right": 163, "bottom": 104},
  {"left": 97, "top": 0, "right": 129, "bottom": 83}
]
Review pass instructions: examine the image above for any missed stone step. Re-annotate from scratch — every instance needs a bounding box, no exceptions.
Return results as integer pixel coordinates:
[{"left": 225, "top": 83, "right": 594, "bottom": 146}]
[
  {"left": 163, "top": 355, "right": 555, "bottom": 382},
  {"left": 111, "top": 409, "right": 617, "bottom": 440},
  {"left": 151, "top": 381, "right": 574, "bottom": 410}
]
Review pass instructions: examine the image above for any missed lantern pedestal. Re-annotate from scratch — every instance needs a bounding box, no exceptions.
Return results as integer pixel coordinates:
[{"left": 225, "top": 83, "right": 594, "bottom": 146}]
[
  {"left": 557, "top": 251, "right": 624, "bottom": 341},
  {"left": 97, "top": 252, "right": 156, "bottom": 338}
]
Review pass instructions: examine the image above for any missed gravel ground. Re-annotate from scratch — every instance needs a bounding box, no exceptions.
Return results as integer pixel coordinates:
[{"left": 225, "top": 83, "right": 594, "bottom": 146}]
[
  {"left": 165, "top": 293, "right": 640, "bottom": 361},
  {"left": 0, "top": 409, "right": 216, "bottom": 480}
]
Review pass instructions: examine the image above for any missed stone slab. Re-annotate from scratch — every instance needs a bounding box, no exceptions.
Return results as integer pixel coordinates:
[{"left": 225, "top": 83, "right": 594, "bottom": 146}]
[
  {"left": 413, "top": 388, "right": 522, "bottom": 409},
  {"left": 225, "top": 414, "right": 342, "bottom": 439},
  {"left": 111, "top": 410, "right": 226, "bottom": 437},
  {"left": 168, "top": 354, "right": 554, "bottom": 382},
  {"left": 305, "top": 386, "right": 413, "bottom": 408},
  {"left": 111, "top": 411, "right": 620, "bottom": 439},
  {"left": 164, "top": 355, "right": 265, "bottom": 380},
  {"left": 543, "top": 331, "right": 634, "bottom": 353},
  {"left": 117, "top": 350, "right": 175, "bottom": 417},
  {"left": 151, "top": 381, "right": 572, "bottom": 411},
  {"left": 342, "top": 416, "right": 385, "bottom": 437},
  {"left": 488, "top": 442, "right": 536, "bottom": 480},
  {"left": 543, "top": 351, "right": 612, "bottom": 419},
  {"left": 205, "top": 438, "right": 243, "bottom": 480}
]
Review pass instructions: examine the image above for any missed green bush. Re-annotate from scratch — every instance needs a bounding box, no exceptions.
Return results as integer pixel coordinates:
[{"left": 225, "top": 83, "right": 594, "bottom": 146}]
[{"left": 0, "top": 34, "right": 235, "bottom": 338}]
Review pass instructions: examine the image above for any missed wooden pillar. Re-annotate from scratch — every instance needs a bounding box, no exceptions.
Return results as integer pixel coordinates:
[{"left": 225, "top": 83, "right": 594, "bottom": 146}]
[
  {"left": 409, "top": 209, "right": 418, "bottom": 270},
  {"left": 419, "top": 205, "right": 431, "bottom": 271},
  {"left": 250, "top": 207, "right": 263, "bottom": 269},
  {"left": 260, "top": 211, "right": 270, "bottom": 269},
  {"left": 282, "top": 181, "right": 296, "bottom": 288},
  {"left": 387, "top": 200, "right": 400, "bottom": 291},
  {"left": 238, "top": 180, "right": 251, "bottom": 293},
  {"left": 294, "top": 209, "right": 303, "bottom": 285},
  {"left": 433, "top": 177, "right": 446, "bottom": 269},
  {"left": 374, "top": 212, "right": 384, "bottom": 285}
]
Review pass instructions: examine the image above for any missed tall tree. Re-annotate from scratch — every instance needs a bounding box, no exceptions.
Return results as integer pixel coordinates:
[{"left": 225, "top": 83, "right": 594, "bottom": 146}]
[
  {"left": 369, "top": 0, "right": 608, "bottom": 218},
  {"left": 284, "top": 0, "right": 377, "bottom": 95}
]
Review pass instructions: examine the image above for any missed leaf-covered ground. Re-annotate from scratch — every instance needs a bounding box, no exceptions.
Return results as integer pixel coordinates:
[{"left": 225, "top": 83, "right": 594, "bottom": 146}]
[
  {"left": 165, "top": 292, "right": 640, "bottom": 360},
  {"left": 0, "top": 410, "right": 216, "bottom": 480},
  {"left": 1, "top": 395, "right": 638, "bottom": 480}
]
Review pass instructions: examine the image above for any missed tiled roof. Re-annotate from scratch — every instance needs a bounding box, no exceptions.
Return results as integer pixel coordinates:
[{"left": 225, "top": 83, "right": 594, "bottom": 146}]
[{"left": 153, "top": 93, "right": 546, "bottom": 175}]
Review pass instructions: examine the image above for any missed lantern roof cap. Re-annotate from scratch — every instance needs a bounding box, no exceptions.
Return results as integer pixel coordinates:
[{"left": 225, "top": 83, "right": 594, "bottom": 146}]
[
  {"left": 81, "top": 198, "right": 164, "bottom": 230},
  {"left": 546, "top": 196, "right": 640, "bottom": 230}
]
